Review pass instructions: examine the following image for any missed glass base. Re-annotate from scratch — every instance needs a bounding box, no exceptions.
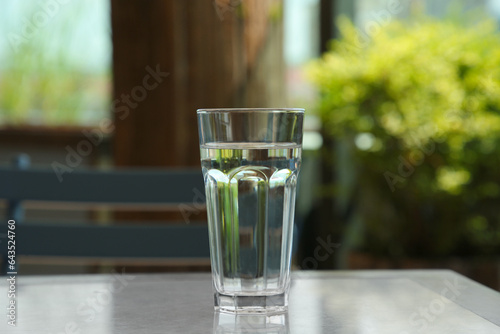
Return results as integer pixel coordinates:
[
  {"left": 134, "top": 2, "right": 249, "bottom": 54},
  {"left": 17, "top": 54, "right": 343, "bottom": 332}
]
[{"left": 214, "top": 292, "right": 288, "bottom": 314}]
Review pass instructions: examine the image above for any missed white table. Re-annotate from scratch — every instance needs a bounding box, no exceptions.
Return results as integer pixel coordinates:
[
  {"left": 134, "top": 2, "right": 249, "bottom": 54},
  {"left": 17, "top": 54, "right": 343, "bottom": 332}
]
[{"left": 1, "top": 270, "right": 500, "bottom": 333}]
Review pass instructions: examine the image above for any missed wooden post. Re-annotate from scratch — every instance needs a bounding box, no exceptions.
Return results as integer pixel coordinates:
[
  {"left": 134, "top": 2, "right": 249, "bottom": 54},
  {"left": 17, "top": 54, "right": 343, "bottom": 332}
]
[{"left": 111, "top": 0, "right": 284, "bottom": 168}]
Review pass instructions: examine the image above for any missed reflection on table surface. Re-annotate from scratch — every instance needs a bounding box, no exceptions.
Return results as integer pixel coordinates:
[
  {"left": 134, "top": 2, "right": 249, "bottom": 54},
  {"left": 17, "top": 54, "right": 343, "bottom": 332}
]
[{"left": 213, "top": 312, "right": 289, "bottom": 334}]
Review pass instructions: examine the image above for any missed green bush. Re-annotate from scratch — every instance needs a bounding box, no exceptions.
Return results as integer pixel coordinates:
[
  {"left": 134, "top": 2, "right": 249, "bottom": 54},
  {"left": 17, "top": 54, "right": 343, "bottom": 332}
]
[
  {"left": 307, "top": 17, "right": 500, "bottom": 258},
  {"left": 0, "top": 3, "right": 110, "bottom": 126}
]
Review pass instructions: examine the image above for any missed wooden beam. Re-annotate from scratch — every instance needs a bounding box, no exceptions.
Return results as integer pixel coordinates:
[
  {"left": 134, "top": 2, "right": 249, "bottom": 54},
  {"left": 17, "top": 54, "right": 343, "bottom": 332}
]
[{"left": 111, "top": 0, "right": 285, "bottom": 168}]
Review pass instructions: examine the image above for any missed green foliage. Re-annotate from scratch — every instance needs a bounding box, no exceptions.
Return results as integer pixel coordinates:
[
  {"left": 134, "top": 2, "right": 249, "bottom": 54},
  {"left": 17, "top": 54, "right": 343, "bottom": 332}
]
[
  {"left": 307, "top": 17, "right": 500, "bottom": 257},
  {"left": 0, "top": 3, "right": 110, "bottom": 126},
  {"left": 1, "top": 39, "right": 85, "bottom": 125}
]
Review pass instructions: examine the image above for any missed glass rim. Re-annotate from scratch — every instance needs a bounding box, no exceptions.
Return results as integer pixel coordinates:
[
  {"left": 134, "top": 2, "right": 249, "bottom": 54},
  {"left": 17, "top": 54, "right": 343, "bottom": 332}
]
[{"left": 197, "top": 108, "right": 304, "bottom": 114}]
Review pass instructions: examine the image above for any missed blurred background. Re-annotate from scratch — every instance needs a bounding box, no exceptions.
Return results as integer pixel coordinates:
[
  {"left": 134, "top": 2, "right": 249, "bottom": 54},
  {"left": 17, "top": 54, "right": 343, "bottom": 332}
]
[{"left": 0, "top": 0, "right": 499, "bottom": 290}]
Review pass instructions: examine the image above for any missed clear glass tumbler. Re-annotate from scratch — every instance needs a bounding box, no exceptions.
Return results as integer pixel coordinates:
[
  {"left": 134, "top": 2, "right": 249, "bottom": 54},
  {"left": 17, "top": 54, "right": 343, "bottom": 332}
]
[{"left": 197, "top": 108, "right": 304, "bottom": 314}]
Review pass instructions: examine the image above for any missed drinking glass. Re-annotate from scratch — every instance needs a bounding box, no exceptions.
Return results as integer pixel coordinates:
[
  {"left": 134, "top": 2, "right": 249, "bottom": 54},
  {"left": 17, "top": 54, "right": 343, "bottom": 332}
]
[{"left": 197, "top": 108, "right": 304, "bottom": 313}]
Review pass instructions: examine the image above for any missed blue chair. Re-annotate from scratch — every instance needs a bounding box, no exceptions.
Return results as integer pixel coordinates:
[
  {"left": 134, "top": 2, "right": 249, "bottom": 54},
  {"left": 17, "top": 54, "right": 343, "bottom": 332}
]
[{"left": 0, "top": 155, "right": 209, "bottom": 275}]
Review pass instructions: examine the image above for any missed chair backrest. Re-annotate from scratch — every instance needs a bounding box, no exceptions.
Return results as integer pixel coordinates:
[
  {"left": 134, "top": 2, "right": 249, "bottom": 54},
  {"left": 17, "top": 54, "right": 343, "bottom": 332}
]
[{"left": 0, "top": 157, "right": 209, "bottom": 275}]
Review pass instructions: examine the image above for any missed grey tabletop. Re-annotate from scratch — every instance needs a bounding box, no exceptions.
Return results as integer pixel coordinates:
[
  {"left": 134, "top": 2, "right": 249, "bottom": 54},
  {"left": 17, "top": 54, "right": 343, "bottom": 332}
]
[{"left": 1, "top": 270, "right": 499, "bottom": 333}]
